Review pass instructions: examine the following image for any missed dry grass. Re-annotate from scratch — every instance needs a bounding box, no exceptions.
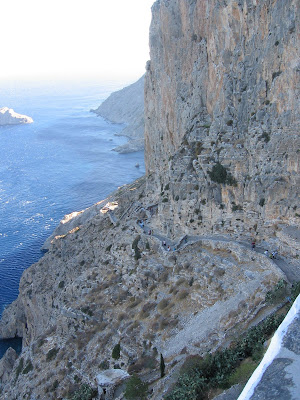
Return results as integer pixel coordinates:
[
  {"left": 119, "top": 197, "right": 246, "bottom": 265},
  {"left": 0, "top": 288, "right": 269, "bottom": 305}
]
[
  {"left": 176, "top": 289, "right": 189, "bottom": 300},
  {"left": 157, "top": 298, "right": 169, "bottom": 310}
]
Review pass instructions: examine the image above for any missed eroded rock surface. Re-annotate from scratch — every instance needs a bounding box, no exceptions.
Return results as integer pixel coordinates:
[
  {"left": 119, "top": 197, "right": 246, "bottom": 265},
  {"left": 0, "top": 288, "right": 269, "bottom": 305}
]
[
  {"left": 0, "top": 107, "right": 33, "bottom": 125},
  {"left": 92, "top": 76, "right": 144, "bottom": 153},
  {"left": 0, "top": 0, "right": 299, "bottom": 399}
]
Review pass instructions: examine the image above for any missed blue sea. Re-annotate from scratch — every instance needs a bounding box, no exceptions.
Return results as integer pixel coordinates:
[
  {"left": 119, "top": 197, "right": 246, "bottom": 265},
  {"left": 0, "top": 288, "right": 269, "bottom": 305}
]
[{"left": 0, "top": 78, "right": 145, "bottom": 358}]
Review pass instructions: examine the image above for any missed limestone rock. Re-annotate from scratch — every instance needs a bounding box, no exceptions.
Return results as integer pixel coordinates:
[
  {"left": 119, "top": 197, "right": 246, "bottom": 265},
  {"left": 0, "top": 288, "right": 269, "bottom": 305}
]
[
  {"left": 0, "top": 1, "right": 299, "bottom": 399},
  {"left": 0, "top": 347, "right": 17, "bottom": 383},
  {"left": 0, "top": 107, "right": 33, "bottom": 125},
  {"left": 144, "top": 0, "right": 300, "bottom": 247},
  {"left": 96, "top": 368, "right": 129, "bottom": 387},
  {"left": 92, "top": 76, "right": 144, "bottom": 153}
]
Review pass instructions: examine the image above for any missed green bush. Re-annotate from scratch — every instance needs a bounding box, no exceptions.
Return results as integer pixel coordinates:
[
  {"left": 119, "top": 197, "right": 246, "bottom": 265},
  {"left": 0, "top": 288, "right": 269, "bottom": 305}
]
[
  {"left": 265, "top": 279, "right": 288, "bottom": 305},
  {"left": 160, "top": 354, "right": 166, "bottom": 378},
  {"left": 22, "top": 361, "right": 33, "bottom": 374},
  {"left": 232, "top": 203, "right": 243, "bottom": 212},
  {"left": 208, "top": 162, "right": 237, "bottom": 186},
  {"left": 259, "top": 198, "right": 265, "bottom": 207},
  {"left": 124, "top": 375, "right": 148, "bottom": 399},
  {"left": 69, "top": 384, "right": 98, "bottom": 400},
  {"left": 165, "top": 311, "right": 285, "bottom": 399},
  {"left": 291, "top": 281, "right": 300, "bottom": 302},
  {"left": 15, "top": 357, "right": 24, "bottom": 379},
  {"left": 99, "top": 360, "right": 109, "bottom": 370},
  {"left": 112, "top": 342, "right": 121, "bottom": 360},
  {"left": 46, "top": 347, "right": 59, "bottom": 362},
  {"left": 132, "top": 235, "right": 141, "bottom": 260},
  {"left": 194, "top": 141, "right": 204, "bottom": 157},
  {"left": 58, "top": 280, "right": 65, "bottom": 288}
]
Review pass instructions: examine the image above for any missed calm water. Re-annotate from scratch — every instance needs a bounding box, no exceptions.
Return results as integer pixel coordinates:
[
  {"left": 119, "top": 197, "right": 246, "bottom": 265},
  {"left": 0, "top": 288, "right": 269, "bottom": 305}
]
[{"left": 0, "top": 79, "right": 145, "bottom": 357}]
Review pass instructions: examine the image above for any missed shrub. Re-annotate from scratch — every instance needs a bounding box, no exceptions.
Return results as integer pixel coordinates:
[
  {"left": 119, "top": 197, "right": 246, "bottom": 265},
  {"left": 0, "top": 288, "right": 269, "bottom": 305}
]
[
  {"left": 58, "top": 280, "right": 65, "bottom": 288},
  {"left": 46, "top": 348, "right": 59, "bottom": 362},
  {"left": 22, "top": 361, "right": 33, "bottom": 374},
  {"left": 165, "top": 311, "right": 285, "bottom": 399},
  {"left": 265, "top": 279, "right": 288, "bottom": 305},
  {"left": 232, "top": 203, "right": 243, "bottom": 212},
  {"left": 15, "top": 357, "right": 24, "bottom": 379},
  {"left": 132, "top": 235, "right": 141, "bottom": 260},
  {"left": 208, "top": 162, "right": 237, "bottom": 186},
  {"left": 208, "top": 163, "right": 227, "bottom": 184},
  {"left": 176, "top": 290, "right": 189, "bottom": 300},
  {"left": 194, "top": 141, "right": 204, "bottom": 157},
  {"left": 124, "top": 375, "right": 148, "bottom": 399},
  {"left": 291, "top": 281, "right": 300, "bottom": 302},
  {"left": 132, "top": 235, "right": 141, "bottom": 250},
  {"left": 127, "top": 355, "right": 156, "bottom": 373},
  {"left": 158, "top": 299, "right": 169, "bottom": 310},
  {"left": 69, "top": 384, "right": 98, "bottom": 400},
  {"left": 112, "top": 342, "right": 121, "bottom": 360},
  {"left": 106, "top": 244, "right": 112, "bottom": 252},
  {"left": 160, "top": 354, "right": 166, "bottom": 378},
  {"left": 259, "top": 198, "right": 265, "bottom": 207},
  {"left": 99, "top": 360, "right": 109, "bottom": 370},
  {"left": 51, "top": 380, "right": 59, "bottom": 391},
  {"left": 259, "top": 132, "right": 270, "bottom": 143}
]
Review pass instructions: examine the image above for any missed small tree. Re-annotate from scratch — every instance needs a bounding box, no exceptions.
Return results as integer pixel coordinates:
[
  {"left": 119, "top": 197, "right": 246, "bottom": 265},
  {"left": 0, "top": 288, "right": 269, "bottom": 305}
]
[
  {"left": 160, "top": 353, "right": 165, "bottom": 378},
  {"left": 112, "top": 342, "right": 121, "bottom": 360},
  {"left": 124, "top": 375, "right": 148, "bottom": 399}
]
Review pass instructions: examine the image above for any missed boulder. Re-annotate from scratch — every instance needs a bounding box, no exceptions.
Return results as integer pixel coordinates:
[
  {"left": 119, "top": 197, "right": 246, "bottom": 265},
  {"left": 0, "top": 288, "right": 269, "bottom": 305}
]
[{"left": 0, "top": 107, "right": 33, "bottom": 125}]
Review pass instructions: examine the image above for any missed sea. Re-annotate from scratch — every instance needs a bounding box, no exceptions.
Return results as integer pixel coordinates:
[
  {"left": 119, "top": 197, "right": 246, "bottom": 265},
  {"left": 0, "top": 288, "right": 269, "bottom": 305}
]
[{"left": 0, "top": 78, "right": 145, "bottom": 358}]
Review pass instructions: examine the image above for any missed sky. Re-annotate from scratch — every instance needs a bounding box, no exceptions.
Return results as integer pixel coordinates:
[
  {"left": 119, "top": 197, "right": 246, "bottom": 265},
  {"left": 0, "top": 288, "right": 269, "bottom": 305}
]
[{"left": 0, "top": 0, "right": 154, "bottom": 83}]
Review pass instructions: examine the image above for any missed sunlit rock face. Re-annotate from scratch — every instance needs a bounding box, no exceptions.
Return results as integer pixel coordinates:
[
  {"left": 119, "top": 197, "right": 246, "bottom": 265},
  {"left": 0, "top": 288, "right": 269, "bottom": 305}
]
[
  {"left": 0, "top": 107, "right": 33, "bottom": 125},
  {"left": 0, "top": 1, "right": 299, "bottom": 399},
  {"left": 144, "top": 0, "right": 300, "bottom": 251},
  {"left": 92, "top": 76, "right": 145, "bottom": 153}
]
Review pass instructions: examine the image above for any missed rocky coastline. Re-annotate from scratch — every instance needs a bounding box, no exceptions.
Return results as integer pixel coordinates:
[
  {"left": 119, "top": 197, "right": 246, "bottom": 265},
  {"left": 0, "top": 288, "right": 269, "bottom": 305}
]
[
  {"left": 92, "top": 76, "right": 144, "bottom": 154},
  {"left": 0, "top": 0, "right": 299, "bottom": 399},
  {"left": 0, "top": 107, "right": 33, "bottom": 125}
]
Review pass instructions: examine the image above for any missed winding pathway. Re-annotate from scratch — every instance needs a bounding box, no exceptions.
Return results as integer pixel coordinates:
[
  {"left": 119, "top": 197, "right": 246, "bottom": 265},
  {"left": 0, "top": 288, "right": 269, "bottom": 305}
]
[{"left": 137, "top": 220, "right": 300, "bottom": 284}]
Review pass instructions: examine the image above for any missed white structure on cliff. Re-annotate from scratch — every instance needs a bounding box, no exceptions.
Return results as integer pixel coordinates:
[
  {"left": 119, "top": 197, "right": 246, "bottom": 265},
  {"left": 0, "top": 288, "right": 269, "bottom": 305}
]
[
  {"left": 0, "top": 107, "right": 33, "bottom": 125},
  {"left": 238, "top": 294, "right": 300, "bottom": 399}
]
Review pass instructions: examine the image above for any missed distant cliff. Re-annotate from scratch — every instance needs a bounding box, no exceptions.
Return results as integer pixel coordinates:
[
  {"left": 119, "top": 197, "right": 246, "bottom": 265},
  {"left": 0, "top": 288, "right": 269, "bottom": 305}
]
[
  {"left": 0, "top": 1, "right": 299, "bottom": 399},
  {"left": 92, "top": 75, "right": 144, "bottom": 153},
  {"left": 0, "top": 107, "right": 33, "bottom": 125}
]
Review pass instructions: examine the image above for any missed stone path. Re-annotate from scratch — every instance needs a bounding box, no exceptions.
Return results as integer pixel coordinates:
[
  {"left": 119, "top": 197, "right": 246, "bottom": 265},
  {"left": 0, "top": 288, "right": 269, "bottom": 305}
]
[
  {"left": 137, "top": 220, "right": 300, "bottom": 284},
  {"left": 108, "top": 207, "right": 299, "bottom": 284}
]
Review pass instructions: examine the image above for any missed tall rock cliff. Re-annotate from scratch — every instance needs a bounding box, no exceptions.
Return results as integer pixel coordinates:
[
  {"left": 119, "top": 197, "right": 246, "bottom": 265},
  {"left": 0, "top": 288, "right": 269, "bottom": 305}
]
[
  {"left": 0, "top": 1, "right": 299, "bottom": 399},
  {"left": 144, "top": 0, "right": 299, "bottom": 253},
  {"left": 92, "top": 76, "right": 145, "bottom": 153}
]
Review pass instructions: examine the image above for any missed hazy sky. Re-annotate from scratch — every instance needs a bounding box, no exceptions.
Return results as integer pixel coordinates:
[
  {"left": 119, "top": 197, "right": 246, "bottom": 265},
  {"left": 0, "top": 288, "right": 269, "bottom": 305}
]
[{"left": 1, "top": 0, "right": 154, "bottom": 82}]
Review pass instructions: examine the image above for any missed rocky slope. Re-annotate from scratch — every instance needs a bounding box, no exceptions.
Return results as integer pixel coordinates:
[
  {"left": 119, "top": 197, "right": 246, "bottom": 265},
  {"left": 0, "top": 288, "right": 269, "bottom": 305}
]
[
  {"left": 92, "top": 76, "right": 144, "bottom": 153},
  {"left": 0, "top": 178, "right": 287, "bottom": 399},
  {"left": 0, "top": 0, "right": 299, "bottom": 399},
  {"left": 0, "top": 107, "right": 33, "bottom": 125}
]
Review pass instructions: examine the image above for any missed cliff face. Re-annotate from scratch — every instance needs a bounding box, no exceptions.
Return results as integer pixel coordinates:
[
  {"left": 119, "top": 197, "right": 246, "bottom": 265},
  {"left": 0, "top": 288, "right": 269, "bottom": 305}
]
[
  {"left": 144, "top": 0, "right": 299, "bottom": 249},
  {"left": 0, "top": 1, "right": 299, "bottom": 399},
  {"left": 93, "top": 76, "right": 145, "bottom": 153}
]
